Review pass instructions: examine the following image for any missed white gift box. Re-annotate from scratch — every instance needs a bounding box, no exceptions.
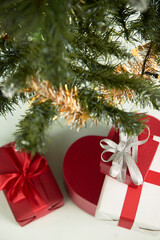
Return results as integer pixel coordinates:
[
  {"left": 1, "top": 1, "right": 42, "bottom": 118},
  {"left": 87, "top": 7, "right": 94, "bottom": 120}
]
[{"left": 96, "top": 141, "right": 160, "bottom": 234}]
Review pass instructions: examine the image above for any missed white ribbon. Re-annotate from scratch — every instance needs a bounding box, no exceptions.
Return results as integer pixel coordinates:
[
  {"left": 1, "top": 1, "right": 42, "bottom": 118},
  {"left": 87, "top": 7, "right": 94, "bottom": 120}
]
[{"left": 100, "top": 127, "right": 150, "bottom": 185}]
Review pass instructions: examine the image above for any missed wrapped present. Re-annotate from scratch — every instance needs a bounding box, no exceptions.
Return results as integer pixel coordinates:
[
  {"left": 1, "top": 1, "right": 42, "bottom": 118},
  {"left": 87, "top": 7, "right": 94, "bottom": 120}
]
[
  {"left": 0, "top": 143, "right": 64, "bottom": 226},
  {"left": 100, "top": 115, "right": 160, "bottom": 186},
  {"left": 63, "top": 114, "right": 160, "bottom": 233},
  {"left": 96, "top": 147, "right": 160, "bottom": 230}
]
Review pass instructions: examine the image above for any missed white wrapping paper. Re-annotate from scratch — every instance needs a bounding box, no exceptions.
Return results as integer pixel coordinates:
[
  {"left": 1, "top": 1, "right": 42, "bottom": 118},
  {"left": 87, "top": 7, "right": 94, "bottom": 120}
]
[{"left": 96, "top": 142, "right": 160, "bottom": 233}]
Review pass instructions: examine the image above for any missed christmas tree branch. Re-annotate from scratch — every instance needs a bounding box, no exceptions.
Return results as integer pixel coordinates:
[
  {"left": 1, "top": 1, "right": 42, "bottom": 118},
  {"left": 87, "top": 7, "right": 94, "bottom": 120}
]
[
  {"left": 0, "top": 0, "right": 160, "bottom": 153},
  {"left": 0, "top": 90, "right": 20, "bottom": 116},
  {"left": 141, "top": 41, "right": 153, "bottom": 75},
  {"left": 15, "top": 100, "right": 58, "bottom": 155},
  {"left": 78, "top": 87, "right": 146, "bottom": 135}
]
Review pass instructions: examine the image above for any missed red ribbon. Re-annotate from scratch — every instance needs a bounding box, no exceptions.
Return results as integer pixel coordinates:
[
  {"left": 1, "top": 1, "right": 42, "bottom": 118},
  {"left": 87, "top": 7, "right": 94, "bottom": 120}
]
[
  {"left": 0, "top": 148, "right": 48, "bottom": 213},
  {"left": 118, "top": 169, "right": 160, "bottom": 229}
]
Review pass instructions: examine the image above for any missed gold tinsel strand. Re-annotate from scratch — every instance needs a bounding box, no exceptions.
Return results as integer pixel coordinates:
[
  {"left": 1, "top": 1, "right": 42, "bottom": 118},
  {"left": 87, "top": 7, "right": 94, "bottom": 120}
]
[
  {"left": 25, "top": 78, "right": 90, "bottom": 130},
  {"left": 23, "top": 75, "right": 135, "bottom": 131},
  {"left": 97, "top": 86, "right": 133, "bottom": 106},
  {"left": 23, "top": 77, "right": 134, "bottom": 129},
  {"left": 116, "top": 43, "right": 160, "bottom": 81}
]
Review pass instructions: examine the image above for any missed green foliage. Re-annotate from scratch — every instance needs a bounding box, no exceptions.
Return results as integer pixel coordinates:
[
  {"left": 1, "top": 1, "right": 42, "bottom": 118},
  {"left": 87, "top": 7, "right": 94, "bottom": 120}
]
[
  {"left": 0, "top": 90, "right": 19, "bottom": 116},
  {"left": 15, "top": 101, "right": 58, "bottom": 155},
  {"left": 78, "top": 86, "right": 146, "bottom": 135},
  {"left": 1, "top": 0, "right": 160, "bottom": 154}
]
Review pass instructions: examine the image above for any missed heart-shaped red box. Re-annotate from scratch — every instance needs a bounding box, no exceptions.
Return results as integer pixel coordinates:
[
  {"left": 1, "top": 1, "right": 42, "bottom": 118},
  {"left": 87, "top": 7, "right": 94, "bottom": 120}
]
[{"left": 63, "top": 115, "right": 160, "bottom": 216}]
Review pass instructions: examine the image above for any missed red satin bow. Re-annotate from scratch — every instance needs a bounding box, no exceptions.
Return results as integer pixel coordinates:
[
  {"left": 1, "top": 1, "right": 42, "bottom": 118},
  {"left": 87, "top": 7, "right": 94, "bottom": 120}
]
[{"left": 0, "top": 149, "right": 48, "bottom": 212}]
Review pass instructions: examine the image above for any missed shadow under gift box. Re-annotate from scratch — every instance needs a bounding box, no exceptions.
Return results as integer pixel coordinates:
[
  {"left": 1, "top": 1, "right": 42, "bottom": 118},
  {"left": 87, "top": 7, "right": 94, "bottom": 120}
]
[
  {"left": 0, "top": 143, "right": 64, "bottom": 226},
  {"left": 63, "top": 115, "right": 160, "bottom": 232}
]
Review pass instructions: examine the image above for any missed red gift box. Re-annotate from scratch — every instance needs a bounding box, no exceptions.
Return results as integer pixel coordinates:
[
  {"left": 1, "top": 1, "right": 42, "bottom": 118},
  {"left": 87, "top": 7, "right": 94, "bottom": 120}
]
[
  {"left": 63, "top": 114, "right": 160, "bottom": 227},
  {"left": 0, "top": 143, "right": 64, "bottom": 226},
  {"left": 100, "top": 115, "right": 160, "bottom": 186}
]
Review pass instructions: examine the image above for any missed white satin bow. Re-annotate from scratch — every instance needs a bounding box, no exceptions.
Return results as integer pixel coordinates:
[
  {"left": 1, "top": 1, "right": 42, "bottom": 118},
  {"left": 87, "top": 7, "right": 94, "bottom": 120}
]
[{"left": 100, "top": 127, "right": 150, "bottom": 185}]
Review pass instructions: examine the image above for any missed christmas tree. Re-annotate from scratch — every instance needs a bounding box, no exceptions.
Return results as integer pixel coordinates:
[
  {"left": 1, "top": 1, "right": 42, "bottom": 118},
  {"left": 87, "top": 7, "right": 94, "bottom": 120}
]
[{"left": 0, "top": 0, "right": 160, "bottom": 155}]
